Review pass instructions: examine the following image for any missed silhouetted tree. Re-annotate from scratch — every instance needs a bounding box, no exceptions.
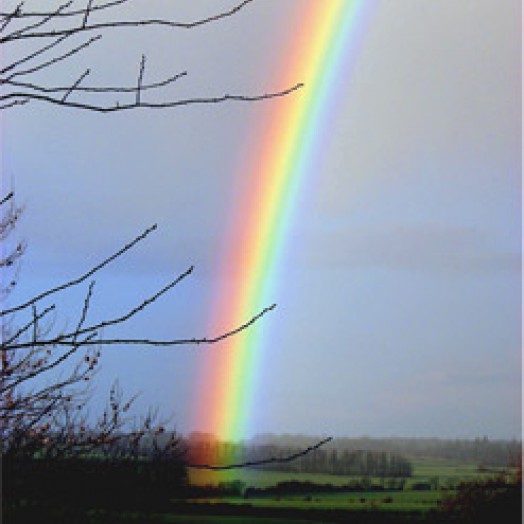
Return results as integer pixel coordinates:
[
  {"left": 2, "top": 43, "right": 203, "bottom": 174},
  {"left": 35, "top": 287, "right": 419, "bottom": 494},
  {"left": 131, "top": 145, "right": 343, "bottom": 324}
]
[
  {"left": 1, "top": 6, "right": 329, "bottom": 497},
  {"left": 0, "top": 191, "right": 274, "bottom": 462}
]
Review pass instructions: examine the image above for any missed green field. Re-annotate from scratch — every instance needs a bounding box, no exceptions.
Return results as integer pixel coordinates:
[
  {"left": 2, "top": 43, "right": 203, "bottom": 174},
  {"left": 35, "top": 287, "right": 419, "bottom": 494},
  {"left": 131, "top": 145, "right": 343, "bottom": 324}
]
[
  {"left": 409, "top": 456, "right": 507, "bottom": 484},
  {"left": 186, "top": 457, "right": 513, "bottom": 514},
  {"left": 202, "top": 491, "right": 442, "bottom": 512},
  {"left": 189, "top": 456, "right": 509, "bottom": 486},
  {"left": 150, "top": 516, "right": 356, "bottom": 524},
  {"left": 123, "top": 515, "right": 316, "bottom": 524},
  {"left": 7, "top": 457, "right": 516, "bottom": 523}
]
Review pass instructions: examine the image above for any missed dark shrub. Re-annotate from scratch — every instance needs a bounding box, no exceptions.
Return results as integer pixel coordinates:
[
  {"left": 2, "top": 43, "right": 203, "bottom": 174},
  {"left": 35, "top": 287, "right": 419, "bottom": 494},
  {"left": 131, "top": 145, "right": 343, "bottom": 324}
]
[{"left": 432, "top": 473, "right": 522, "bottom": 524}]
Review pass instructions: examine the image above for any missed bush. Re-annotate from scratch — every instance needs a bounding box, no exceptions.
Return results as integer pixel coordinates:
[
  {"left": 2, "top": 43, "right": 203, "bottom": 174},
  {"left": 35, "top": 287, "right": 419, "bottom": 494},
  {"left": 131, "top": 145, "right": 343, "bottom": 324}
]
[
  {"left": 411, "top": 482, "right": 432, "bottom": 491},
  {"left": 432, "top": 473, "right": 522, "bottom": 524},
  {"left": 3, "top": 455, "right": 187, "bottom": 512}
]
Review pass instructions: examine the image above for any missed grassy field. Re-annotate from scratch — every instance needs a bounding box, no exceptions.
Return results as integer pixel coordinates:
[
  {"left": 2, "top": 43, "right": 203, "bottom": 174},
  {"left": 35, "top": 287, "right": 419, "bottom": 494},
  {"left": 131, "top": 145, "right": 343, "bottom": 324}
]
[
  {"left": 188, "top": 456, "right": 509, "bottom": 487},
  {"left": 186, "top": 456, "right": 513, "bottom": 514},
  {"left": 131, "top": 515, "right": 317, "bottom": 524},
  {"left": 409, "top": 456, "right": 507, "bottom": 484},
  {"left": 7, "top": 458, "right": 516, "bottom": 524},
  {"left": 168, "top": 518, "right": 322, "bottom": 524},
  {"left": 207, "top": 491, "right": 443, "bottom": 512}
]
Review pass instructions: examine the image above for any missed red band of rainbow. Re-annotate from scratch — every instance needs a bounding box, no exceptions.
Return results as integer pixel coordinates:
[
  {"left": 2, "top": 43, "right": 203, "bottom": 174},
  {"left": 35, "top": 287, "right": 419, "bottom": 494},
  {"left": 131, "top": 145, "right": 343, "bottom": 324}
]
[{"left": 192, "top": 0, "right": 377, "bottom": 443}]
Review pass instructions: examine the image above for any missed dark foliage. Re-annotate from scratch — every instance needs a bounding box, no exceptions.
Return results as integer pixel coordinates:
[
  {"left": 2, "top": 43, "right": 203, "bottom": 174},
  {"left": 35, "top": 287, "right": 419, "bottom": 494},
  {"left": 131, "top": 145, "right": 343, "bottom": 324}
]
[
  {"left": 243, "top": 479, "right": 405, "bottom": 499},
  {"left": 430, "top": 471, "right": 522, "bottom": 524},
  {"left": 3, "top": 454, "right": 186, "bottom": 512}
]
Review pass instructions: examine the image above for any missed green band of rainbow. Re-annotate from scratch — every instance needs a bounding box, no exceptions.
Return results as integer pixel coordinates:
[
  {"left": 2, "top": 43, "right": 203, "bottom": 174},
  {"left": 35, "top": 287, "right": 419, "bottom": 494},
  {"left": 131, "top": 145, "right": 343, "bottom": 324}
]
[{"left": 193, "top": 0, "right": 377, "bottom": 442}]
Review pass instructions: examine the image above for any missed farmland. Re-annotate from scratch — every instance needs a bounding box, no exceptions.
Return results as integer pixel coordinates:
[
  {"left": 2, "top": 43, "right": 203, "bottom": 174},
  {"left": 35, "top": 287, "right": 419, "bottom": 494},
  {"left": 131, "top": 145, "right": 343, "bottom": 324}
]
[
  {"left": 186, "top": 456, "right": 514, "bottom": 514},
  {"left": 5, "top": 441, "right": 520, "bottom": 523}
]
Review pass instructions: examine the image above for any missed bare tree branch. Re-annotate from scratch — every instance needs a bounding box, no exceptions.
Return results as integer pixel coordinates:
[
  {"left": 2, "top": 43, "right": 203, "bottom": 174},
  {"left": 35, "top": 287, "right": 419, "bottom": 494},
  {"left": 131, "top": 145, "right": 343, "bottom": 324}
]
[
  {"left": 187, "top": 437, "right": 334, "bottom": 470},
  {"left": 6, "top": 34, "right": 102, "bottom": 80},
  {"left": 61, "top": 68, "right": 90, "bottom": 102},
  {"left": 1, "top": 337, "right": 90, "bottom": 394},
  {"left": 0, "top": 196, "right": 278, "bottom": 469},
  {"left": 66, "top": 267, "right": 194, "bottom": 340},
  {"left": 3, "top": 304, "right": 56, "bottom": 346},
  {"left": 3, "top": 70, "right": 188, "bottom": 95},
  {"left": 0, "top": 1, "right": 318, "bottom": 489},
  {"left": 0, "top": 83, "right": 304, "bottom": 113},
  {"left": 0, "top": 0, "right": 129, "bottom": 20},
  {"left": 7, "top": 303, "right": 276, "bottom": 351},
  {"left": 0, "top": 97, "right": 28, "bottom": 109},
  {"left": 0, "top": 1, "right": 304, "bottom": 114},
  {"left": 0, "top": 192, "right": 14, "bottom": 206},
  {"left": 0, "top": 0, "right": 256, "bottom": 42},
  {"left": 1, "top": 224, "right": 158, "bottom": 317},
  {"left": 0, "top": 32, "right": 72, "bottom": 75},
  {"left": 3, "top": 1, "right": 74, "bottom": 42},
  {"left": 136, "top": 54, "right": 145, "bottom": 105},
  {"left": 82, "top": 0, "right": 94, "bottom": 29},
  {"left": 0, "top": 3, "right": 24, "bottom": 33},
  {"left": 71, "top": 281, "right": 95, "bottom": 343}
]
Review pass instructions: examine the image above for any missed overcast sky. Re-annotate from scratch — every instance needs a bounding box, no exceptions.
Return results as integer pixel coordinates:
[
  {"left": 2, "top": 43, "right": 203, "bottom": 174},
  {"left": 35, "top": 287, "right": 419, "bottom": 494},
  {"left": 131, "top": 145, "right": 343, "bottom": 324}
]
[{"left": 2, "top": 0, "right": 521, "bottom": 439}]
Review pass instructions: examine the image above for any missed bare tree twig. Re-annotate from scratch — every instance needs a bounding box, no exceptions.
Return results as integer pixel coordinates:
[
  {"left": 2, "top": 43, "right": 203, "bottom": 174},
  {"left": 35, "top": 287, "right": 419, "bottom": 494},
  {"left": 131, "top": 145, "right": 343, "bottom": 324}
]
[
  {"left": 0, "top": 98, "right": 29, "bottom": 109},
  {"left": 187, "top": 437, "right": 333, "bottom": 470},
  {"left": 3, "top": 305, "right": 56, "bottom": 347},
  {"left": 72, "top": 281, "right": 96, "bottom": 343},
  {"left": 0, "top": 2, "right": 24, "bottom": 33},
  {"left": 82, "top": 0, "right": 94, "bottom": 29},
  {"left": 0, "top": 224, "right": 158, "bottom": 317},
  {"left": 0, "top": 0, "right": 129, "bottom": 19},
  {"left": 6, "top": 34, "right": 102, "bottom": 80},
  {"left": 61, "top": 68, "right": 90, "bottom": 102},
  {"left": 3, "top": 71, "right": 188, "bottom": 94},
  {"left": 7, "top": 303, "right": 276, "bottom": 351},
  {"left": 4, "top": 1, "right": 74, "bottom": 42},
  {"left": 0, "top": 1, "right": 313, "bottom": 477},
  {"left": 0, "top": 0, "right": 256, "bottom": 42},
  {"left": 63, "top": 266, "right": 194, "bottom": 341},
  {"left": 0, "top": 83, "right": 304, "bottom": 113},
  {"left": 0, "top": 33, "right": 71, "bottom": 75},
  {"left": 0, "top": 192, "right": 14, "bottom": 206},
  {"left": 136, "top": 54, "right": 145, "bottom": 105},
  {"left": 1, "top": 343, "right": 80, "bottom": 394},
  {"left": 0, "top": 1, "right": 304, "bottom": 115}
]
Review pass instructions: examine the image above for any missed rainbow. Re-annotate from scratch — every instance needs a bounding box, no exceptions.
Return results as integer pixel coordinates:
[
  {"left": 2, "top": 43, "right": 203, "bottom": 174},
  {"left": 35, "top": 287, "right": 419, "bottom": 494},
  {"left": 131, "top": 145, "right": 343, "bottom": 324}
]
[{"left": 192, "top": 0, "right": 377, "bottom": 444}]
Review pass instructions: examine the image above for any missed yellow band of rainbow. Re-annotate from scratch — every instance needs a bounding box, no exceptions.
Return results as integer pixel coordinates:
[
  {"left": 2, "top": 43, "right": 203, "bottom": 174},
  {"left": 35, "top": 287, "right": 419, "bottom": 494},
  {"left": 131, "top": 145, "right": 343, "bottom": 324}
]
[{"left": 193, "top": 0, "right": 377, "bottom": 443}]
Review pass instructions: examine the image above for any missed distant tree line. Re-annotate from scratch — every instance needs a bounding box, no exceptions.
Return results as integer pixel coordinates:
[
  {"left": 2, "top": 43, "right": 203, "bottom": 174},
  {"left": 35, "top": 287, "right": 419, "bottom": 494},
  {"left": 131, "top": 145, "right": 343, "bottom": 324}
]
[
  {"left": 243, "top": 479, "right": 407, "bottom": 499},
  {"left": 184, "top": 436, "right": 412, "bottom": 478},
  {"left": 252, "top": 446, "right": 412, "bottom": 478},
  {"left": 250, "top": 435, "right": 522, "bottom": 468}
]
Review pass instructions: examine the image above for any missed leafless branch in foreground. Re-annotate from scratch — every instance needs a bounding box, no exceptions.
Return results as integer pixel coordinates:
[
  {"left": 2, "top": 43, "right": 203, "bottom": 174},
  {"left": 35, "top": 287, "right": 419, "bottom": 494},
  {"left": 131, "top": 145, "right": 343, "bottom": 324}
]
[
  {"left": 0, "top": 193, "right": 328, "bottom": 477},
  {"left": 0, "top": 0, "right": 304, "bottom": 112},
  {"left": 1, "top": 193, "right": 276, "bottom": 461},
  {"left": 0, "top": 187, "right": 324, "bottom": 476},
  {"left": 1, "top": 0, "right": 315, "bottom": 476},
  {"left": 187, "top": 437, "right": 334, "bottom": 470}
]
